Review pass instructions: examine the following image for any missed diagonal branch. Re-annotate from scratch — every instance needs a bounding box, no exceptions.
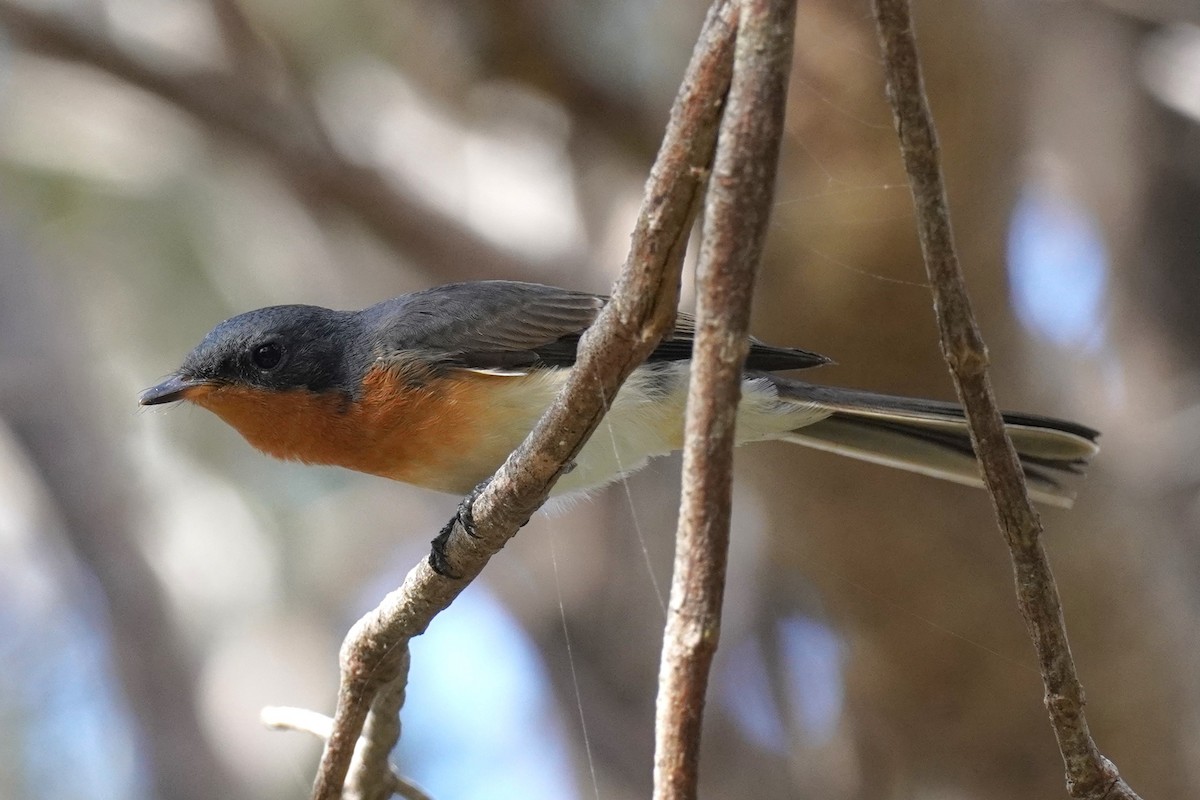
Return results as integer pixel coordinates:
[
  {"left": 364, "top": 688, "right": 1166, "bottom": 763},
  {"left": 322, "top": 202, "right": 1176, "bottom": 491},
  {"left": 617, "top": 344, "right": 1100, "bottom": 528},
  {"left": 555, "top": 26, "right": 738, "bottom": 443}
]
[
  {"left": 870, "top": 2, "right": 1142, "bottom": 799},
  {"left": 306, "top": 2, "right": 740, "bottom": 797},
  {"left": 652, "top": 0, "right": 797, "bottom": 798}
]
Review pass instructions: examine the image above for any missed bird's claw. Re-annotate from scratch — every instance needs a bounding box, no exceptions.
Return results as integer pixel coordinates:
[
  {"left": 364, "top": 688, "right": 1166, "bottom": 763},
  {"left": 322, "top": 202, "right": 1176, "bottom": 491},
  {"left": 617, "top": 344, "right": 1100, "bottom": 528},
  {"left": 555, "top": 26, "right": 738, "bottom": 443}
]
[{"left": 427, "top": 482, "right": 487, "bottom": 578}]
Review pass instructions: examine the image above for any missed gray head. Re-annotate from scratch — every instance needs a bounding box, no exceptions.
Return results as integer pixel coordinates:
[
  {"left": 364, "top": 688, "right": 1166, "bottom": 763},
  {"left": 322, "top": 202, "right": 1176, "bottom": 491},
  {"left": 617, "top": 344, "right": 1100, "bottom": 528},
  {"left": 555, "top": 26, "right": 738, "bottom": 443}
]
[{"left": 140, "top": 305, "right": 361, "bottom": 405}]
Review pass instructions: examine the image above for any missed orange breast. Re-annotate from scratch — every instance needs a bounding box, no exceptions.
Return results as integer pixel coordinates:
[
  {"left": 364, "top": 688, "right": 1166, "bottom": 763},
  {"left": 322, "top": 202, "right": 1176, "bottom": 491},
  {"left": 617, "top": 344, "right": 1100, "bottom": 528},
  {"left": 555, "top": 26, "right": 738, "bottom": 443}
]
[{"left": 189, "top": 365, "right": 535, "bottom": 493}]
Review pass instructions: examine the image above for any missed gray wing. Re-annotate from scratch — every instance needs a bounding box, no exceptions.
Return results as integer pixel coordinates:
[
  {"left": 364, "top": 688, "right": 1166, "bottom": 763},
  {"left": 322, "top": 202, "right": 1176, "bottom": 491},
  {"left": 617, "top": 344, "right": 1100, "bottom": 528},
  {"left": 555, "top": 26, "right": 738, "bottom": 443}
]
[{"left": 365, "top": 280, "right": 828, "bottom": 372}]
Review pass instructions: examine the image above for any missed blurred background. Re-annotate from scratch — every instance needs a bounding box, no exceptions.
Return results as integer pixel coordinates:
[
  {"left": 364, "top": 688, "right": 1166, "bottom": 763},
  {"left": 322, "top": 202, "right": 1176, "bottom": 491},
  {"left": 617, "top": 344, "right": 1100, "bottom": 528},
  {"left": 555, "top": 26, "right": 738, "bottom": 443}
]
[{"left": 0, "top": 0, "right": 1197, "bottom": 798}]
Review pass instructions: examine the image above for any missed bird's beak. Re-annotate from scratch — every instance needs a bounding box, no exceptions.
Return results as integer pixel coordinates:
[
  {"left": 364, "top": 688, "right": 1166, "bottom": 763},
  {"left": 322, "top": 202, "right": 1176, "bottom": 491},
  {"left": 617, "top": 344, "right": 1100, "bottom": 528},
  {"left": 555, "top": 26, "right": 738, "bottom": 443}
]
[{"left": 139, "top": 374, "right": 208, "bottom": 406}]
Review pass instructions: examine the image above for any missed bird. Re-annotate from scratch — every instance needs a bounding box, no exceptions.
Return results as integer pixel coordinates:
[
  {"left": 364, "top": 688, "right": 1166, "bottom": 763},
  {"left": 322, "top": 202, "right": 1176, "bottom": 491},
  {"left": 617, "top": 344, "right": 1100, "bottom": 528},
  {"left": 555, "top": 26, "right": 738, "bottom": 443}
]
[{"left": 140, "top": 280, "right": 1099, "bottom": 509}]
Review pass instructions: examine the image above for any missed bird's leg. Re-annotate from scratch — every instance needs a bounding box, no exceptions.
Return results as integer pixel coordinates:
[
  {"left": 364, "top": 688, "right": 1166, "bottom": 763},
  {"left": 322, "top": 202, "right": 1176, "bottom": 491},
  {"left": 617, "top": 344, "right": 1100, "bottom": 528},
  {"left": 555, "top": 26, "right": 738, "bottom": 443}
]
[{"left": 428, "top": 481, "right": 487, "bottom": 578}]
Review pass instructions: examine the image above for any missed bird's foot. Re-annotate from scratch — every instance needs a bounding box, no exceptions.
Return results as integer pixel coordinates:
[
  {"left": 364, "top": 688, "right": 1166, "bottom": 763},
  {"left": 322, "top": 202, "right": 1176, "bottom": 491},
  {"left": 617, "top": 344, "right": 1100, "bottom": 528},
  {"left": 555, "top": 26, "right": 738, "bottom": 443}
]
[{"left": 428, "top": 482, "right": 487, "bottom": 578}]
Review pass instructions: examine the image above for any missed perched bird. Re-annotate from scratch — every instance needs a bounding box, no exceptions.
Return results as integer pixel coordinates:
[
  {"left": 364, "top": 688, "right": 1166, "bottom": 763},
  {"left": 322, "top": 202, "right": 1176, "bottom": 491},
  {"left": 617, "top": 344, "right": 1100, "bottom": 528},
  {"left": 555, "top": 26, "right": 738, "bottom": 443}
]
[{"left": 141, "top": 280, "right": 1099, "bottom": 508}]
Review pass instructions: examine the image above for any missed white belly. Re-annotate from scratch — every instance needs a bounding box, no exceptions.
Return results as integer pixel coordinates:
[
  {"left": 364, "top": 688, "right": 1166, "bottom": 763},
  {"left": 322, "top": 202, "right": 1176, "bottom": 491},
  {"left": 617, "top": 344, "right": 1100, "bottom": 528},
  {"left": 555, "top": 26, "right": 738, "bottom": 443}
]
[{"left": 531, "top": 363, "right": 829, "bottom": 496}]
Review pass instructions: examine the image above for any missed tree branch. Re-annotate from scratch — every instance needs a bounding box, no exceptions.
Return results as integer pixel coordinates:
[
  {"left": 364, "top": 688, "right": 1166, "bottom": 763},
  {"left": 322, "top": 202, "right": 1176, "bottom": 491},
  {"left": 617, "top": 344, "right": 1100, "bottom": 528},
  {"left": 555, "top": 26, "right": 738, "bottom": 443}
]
[
  {"left": 305, "top": 2, "right": 740, "bottom": 797},
  {"left": 344, "top": 651, "right": 412, "bottom": 800},
  {"left": 870, "top": 3, "right": 1142, "bottom": 799},
  {"left": 652, "top": 1, "right": 796, "bottom": 797},
  {"left": 262, "top": 700, "right": 432, "bottom": 800}
]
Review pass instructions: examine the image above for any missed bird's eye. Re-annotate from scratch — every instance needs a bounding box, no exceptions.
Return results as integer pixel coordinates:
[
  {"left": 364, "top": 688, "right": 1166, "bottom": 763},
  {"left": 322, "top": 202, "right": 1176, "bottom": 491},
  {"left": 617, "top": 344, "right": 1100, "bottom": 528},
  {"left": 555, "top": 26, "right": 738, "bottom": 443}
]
[{"left": 251, "top": 342, "right": 283, "bottom": 370}]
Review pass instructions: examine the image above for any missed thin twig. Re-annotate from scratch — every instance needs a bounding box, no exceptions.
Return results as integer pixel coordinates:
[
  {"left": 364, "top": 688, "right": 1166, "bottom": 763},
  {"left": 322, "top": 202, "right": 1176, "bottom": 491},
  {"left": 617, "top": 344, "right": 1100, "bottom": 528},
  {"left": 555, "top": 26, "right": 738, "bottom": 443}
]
[
  {"left": 870, "top": 3, "right": 1141, "bottom": 799},
  {"left": 652, "top": 1, "right": 797, "bottom": 798},
  {"left": 306, "top": 3, "right": 740, "bottom": 797},
  {"left": 262, "top": 705, "right": 335, "bottom": 739},
  {"left": 0, "top": 1, "right": 557, "bottom": 284}
]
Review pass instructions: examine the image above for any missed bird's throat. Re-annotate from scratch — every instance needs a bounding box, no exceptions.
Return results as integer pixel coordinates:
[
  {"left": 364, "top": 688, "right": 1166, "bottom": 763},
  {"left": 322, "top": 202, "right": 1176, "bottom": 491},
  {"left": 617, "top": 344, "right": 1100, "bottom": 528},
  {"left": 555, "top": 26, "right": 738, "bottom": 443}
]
[{"left": 187, "top": 368, "right": 536, "bottom": 493}]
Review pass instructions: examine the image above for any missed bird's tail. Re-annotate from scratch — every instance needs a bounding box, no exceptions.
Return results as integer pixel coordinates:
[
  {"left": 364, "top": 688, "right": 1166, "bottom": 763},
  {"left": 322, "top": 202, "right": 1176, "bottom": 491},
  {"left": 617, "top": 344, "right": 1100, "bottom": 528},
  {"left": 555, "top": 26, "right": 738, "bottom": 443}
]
[{"left": 772, "top": 379, "right": 1100, "bottom": 508}]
